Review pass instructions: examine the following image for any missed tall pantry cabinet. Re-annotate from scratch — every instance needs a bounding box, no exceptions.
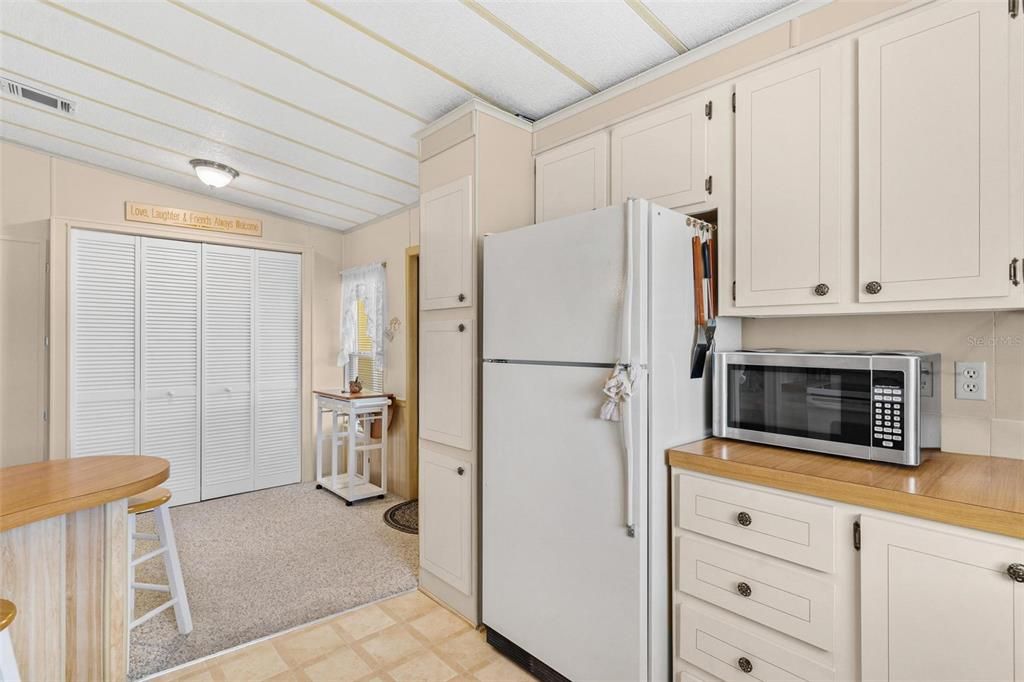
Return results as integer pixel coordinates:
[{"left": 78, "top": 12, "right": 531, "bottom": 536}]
[
  {"left": 69, "top": 229, "right": 301, "bottom": 506},
  {"left": 414, "top": 102, "right": 534, "bottom": 624}
]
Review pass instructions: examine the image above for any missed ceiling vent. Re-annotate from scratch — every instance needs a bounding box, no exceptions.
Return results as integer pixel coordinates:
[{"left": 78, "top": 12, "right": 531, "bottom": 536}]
[{"left": 0, "top": 77, "right": 76, "bottom": 115}]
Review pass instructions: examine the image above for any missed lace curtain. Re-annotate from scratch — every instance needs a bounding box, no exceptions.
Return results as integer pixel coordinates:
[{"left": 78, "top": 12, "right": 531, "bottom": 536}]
[{"left": 338, "top": 263, "right": 386, "bottom": 370}]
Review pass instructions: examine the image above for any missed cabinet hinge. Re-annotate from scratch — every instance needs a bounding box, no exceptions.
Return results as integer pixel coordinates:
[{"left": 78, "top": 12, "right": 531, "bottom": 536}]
[
  {"left": 705, "top": 175, "right": 713, "bottom": 195},
  {"left": 1010, "top": 257, "right": 1021, "bottom": 286},
  {"left": 731, "top": 92, "right": 737, "bottom": 112},
  {"left": 705, "top": 100, "right": 713, "bottom": 120},
  {"left": 43, "top": 409, "right": 48, "bottom": 423},
  {"left": 44, "top": 335, "right": 49, "bottom": 348},
  {"left": 45, "top": 261, "right": 50, "bottom": 273},
  {"left": 853, "top": 520, "right": 861, "bottom": 551},
  {"left": 1011, "top": 0, "right": 1020, "bottom": 18},
  {"left": 732, "top": 280, "right": 736, "bottom": 302}
]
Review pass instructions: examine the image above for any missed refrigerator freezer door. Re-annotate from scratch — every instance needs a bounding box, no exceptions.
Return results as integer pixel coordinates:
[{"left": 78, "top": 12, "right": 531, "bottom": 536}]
[
  {"left": 482, "top": 361, "right": 648, "bottom": 681},
  {"left": 483, "top": 204, "right": 643, "bottom": 365}
]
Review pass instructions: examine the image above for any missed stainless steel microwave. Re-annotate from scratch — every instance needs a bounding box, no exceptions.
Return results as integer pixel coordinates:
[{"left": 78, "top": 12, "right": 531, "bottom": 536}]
[{"left": 712, "top": 351, "right": 940, "bottom": 466}]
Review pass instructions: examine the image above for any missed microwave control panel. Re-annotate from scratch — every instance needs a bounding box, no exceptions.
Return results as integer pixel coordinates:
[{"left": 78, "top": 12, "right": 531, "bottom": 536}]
[{"left": 872, "top": 370, "right": 905, "bottom": 450}]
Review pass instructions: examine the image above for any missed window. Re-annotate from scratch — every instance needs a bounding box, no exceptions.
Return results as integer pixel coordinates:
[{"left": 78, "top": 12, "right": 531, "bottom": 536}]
[{"left": 345, "top": 298, "right": 383, "bottom": 392}]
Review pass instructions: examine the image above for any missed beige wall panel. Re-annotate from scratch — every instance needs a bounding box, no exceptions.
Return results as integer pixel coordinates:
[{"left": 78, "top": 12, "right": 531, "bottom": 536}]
[
  {"left": 420, "top": 138, "right": 475, "bottom": 195},
  {"left": 797, "top": 1, "right": 906, "bottom": 45},
  {"left": 409, "top": 207, "right": 420, "bottom": 247},
  {"left": 742, "top": 312, "right": 1024, "bottom": 457},
  {"left": 476, "top": 113, "right": 534, "bottom": 235},
  {"left": 419, "top": 113, "right": 475, "bottom": 162}
]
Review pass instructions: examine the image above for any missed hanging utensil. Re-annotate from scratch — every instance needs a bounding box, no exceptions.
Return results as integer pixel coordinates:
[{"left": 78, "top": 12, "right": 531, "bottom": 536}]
[
  {"left": 702, "top": 238, "right": 717, "bottom": 356},
  {"left": 689, "top": 234, "right": 708, "bottom": 378}
]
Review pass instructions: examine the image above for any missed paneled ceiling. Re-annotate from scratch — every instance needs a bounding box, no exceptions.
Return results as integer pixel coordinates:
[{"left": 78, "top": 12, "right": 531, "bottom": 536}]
[{"left": 0, "top": 0, "right": 795, "bottom": 231}]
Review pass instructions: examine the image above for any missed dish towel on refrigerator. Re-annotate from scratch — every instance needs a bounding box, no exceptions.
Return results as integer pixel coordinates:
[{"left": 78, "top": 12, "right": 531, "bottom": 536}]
[{"left": 599, "top": 364, "right": 636, "bottom": 422}]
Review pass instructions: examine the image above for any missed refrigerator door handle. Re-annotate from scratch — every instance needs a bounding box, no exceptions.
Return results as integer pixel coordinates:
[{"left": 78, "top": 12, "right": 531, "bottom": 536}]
[{"left": 621, "top": 200, "right": 636, "bottom": 538}]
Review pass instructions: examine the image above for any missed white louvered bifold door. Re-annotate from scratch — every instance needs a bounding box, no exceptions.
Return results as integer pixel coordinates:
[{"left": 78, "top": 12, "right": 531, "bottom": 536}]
[
  {"left": 254, "top": 250, "right": 301, "bottom": 490},
  {"left": 201, "top": 244, "right": 254, "bottom": 500},
  {"left": 141, "top": 237, "right": 201, "bottom": 505},
  {"left": 70, "top": 230, "right": 139, "bottom": 457}
]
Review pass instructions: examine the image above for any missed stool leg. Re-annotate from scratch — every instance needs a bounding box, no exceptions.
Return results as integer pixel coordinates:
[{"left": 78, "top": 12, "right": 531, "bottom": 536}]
[
  {"left": 154, "top": 505, "right": 192, "bottom": 634},
  {"left": 128, "top": 513, "right": 136, "bottom": 622},
  {"left": 0, "top": 627, "right": 21, "bottom": 682}
]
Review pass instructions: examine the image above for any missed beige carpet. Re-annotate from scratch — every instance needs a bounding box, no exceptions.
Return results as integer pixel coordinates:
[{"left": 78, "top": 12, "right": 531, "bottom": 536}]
[{"left": 129, "top": 483, "right": 418, "bottom": 680}]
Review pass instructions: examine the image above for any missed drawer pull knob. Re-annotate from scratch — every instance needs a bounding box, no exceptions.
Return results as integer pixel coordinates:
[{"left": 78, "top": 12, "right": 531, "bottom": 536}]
[
  {"left": 736, "top": 511, "right": 752, "bottom": 527},
  {"left": 457, "top": 466, "right": 465, "bottom": 476},
  {"left": 738, "top": 657, "right": 753, "bottom": 674},
  {"left": 458, "top": 323, "right": 466, "bottom": 332},
  {"left": 458, "top": 293, "right": 466, "bottom": 302},
  {"left": 813, "top": 283, "right": 829, "bottom": 296},
  {"left": 865, "top": 280, "right": 883, "bottom": 295},
  {"left": 1008, "top": 563, "right": 1024, "bottom": 583},
  {"left": 737, "top": 582, "right": 752, "bottom": 597}
]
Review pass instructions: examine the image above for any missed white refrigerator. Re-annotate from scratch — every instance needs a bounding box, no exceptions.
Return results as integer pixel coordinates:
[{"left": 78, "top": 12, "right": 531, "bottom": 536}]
[{"left": 482, "top": 200, "right": 739, "bottom": 681}]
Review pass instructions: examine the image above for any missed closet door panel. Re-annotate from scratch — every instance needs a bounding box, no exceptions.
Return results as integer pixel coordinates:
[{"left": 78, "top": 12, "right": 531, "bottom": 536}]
[
  {"left": 202, "top": 244, "right": 254, "bottom": 500},
  {"left": 254, "top": 250, "right": 301, "bottom": 490},
  {"left": 70, "top": 230, "right": 138, "bottom": 457},
  {"left": 141, "top": 238, "right": 201, "bottom": 506}
]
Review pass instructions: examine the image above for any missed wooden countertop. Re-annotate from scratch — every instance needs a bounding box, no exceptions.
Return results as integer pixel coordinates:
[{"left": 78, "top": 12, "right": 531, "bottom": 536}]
[
  {"left": 0, "top": 456, "right": 169, "bottom": 532},
  {"left": 668, "top": 439, "right": 1024, "bottom": 539}
]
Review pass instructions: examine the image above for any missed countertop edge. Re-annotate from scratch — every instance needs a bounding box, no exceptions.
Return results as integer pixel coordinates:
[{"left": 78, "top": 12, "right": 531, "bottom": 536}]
[
  {"left": 1, "top": 460, "right": 169, "bottom": 532},
  {"left": 667, "top": 449, "right": 1024, "bottom": 540}
]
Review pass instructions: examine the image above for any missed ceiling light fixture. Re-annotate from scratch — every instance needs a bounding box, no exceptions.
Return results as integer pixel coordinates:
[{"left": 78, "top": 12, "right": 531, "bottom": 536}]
[{"left": 189, "top": 159, "right": 239, "bottom": 189}]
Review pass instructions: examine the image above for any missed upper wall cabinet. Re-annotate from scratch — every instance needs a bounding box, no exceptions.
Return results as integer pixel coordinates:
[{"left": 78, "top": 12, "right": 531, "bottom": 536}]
[
  {"left": 535, "top": 132, "right": 608, "bottom": 222},
  {"left": 733, "top": 44, "right": 843, "bottom": 307},
  {"left": 610, "top": 96, "right": 708, "bottom": 209},
  {"left": 858, "top": 1, "right": 1011, "bottom": 303},
  {"left": 420, "top": 175, "right": 473, "bottom": 310}
]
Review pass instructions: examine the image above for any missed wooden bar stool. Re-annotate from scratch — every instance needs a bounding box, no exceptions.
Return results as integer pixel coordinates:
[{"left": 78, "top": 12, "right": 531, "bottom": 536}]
[
  {"left": 0, "top": 599, "right": 20, "bottom": 682},
  {"left": 127, "top": 487, "right": 193, "bottom": 634}
]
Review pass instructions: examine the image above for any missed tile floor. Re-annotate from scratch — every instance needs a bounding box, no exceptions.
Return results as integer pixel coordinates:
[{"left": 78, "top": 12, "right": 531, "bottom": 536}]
[{"left": 152, "top": 590, "right": 536, "bottom": 682}]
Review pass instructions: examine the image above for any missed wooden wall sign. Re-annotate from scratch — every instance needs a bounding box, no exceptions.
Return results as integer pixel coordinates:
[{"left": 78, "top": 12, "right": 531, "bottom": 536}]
[{"left": 125, "top": 202, "right": 262, "bottom": 237}]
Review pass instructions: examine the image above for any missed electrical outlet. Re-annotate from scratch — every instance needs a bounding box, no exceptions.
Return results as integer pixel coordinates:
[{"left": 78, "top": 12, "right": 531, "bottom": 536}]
[{"left": 954, "top": 361, "right": 987, "bottom": 400}]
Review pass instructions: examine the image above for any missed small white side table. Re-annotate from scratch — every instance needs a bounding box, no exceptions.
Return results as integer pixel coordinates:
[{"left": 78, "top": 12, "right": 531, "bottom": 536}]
[{"left": 314, "top": 389, "right": 392, "bottom": 505}]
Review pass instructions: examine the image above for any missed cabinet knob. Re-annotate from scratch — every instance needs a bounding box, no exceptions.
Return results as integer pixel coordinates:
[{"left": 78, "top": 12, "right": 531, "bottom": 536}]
[
  {"left": 736, "top": 582, "right": 752, "bottom": 597},
  {"left": 736, "top": 511, "right": 752, "bottom": 527},
  {"left": 865, "top": 281, "right": 883, "bottom": 295},
  {"left": 457, "top": 466, "right": 465, "bottom": 476},
  {"left": 166, "top": 390, "right": 175, "bottom": 398},
  {"left": 813, "top": 283, "right": 830, "bottom": 296},
  {"left": 458, "top": 293, "right": 466, "bottom": 302},
  {"left": 457, "top": 323, "right": 466, "bottom": 332},
  {"left": 1008, "top": 563, "right": 1024, "bottom": 583},
  {"left": 738, "top": 657, "right": 753, "bottom": 674}
]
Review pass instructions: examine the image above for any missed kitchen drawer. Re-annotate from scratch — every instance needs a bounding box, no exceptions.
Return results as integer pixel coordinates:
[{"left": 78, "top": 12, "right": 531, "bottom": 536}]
[
  {"left": 677, "top": 601, "right": 835, "bottom": 682},
  {"left": 675, "top": 474, "right": 835, "bottom": 572},
  {"left": 676, "top": 533, "right": 836, "bottom": 650}
]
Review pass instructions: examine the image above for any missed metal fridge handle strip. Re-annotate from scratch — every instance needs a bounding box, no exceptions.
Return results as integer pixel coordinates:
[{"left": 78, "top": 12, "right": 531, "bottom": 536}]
[{"left": 621, "top": 199, "right": 636, "bottom": 538}]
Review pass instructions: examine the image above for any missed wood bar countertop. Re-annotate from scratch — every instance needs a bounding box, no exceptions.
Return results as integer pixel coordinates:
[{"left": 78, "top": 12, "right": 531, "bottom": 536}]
[
  {"left": 668, "top": 439, "right": 1024, "bottom": 539},
  {"left": 0, "top": 456, "right": 169, "bottom": 532}
]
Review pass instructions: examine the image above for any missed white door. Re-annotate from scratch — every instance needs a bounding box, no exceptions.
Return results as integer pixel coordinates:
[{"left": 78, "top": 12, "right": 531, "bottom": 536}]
[
  {"left": 535, "top": 132, "right": 609, "bottom": 222},
  {"left": 611, "top": 96, "right": 707, "bottom": 208},
  {"left": 254, "top": 249, "right": 301, "bottom": 490},
  {"left": 201, "top": 244, "right": 254, "bottom": 499},
  {"left": 419, "top": 318, "right": 473, "bottom": 450},
  {"left": 482, "top": 361, "right": 648, "bottom": 682},
  {"left": 858, "top": 1, "right": 1010, "bottom": 302},
  {"left": 483, "top": 203, "right": 642, "bottom": 365},
  {"left": 70, "top": 230, "right": 138, "bottom": 458},
  {"left": 861, "top": 515, "right": 1024, "bottom": 682},
  {"left": 419, "top": 445, "right": 472, "bottom": 595},
  {"left": 734, "top": 44, "right": 843, "bottom": 307},
  {"left": 420, "top": 175, "right": 473, "bottom": 310},
  {"left": 140, "top": 237, "right": 201, "bottom": 505}
]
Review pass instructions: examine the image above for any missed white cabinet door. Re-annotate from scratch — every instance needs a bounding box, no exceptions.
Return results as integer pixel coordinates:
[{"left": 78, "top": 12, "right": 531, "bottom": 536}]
[
  {"left": 254, "top": 249, "right": 301, "bottom": 491},
  {"left": 611, "top": 97, "right": 707, "bottom": 208},
  {"left": 420, "top": 175, "right": 473, "bottom": 310},
  {"left": 858, "top": 2, "right": 1010, "bottom": 303},
  {"left": 419, "top": 318, "right": 473, "bottom": 450},
  {"left": 419, "top": 445, "right": 472, "bottom": 595},
  {"left": 201, "top": 244, "right": 254, "bottom": 500},
  {"left": 861, "top": 515, "right": 1024, "bottom": 682},
  {"left": 535, "top": 132, "right": 609, "bottom": 222},
  {"left": 140, "top": 237, "right": 201, "bottom": 505},
  {"left": 734, "top": 44, "right": 843, "bottom": 307},
  {"left": 70, "top": 230, "right": 138, "bottom": 458}
]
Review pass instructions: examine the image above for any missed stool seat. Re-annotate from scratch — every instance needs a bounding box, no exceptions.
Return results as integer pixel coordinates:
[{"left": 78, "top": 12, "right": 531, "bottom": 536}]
[
  {"left": 0, "top": 600, "right": 15, "bottom": 632},
  {"left": 128, "top": 486, "right": 172, "bottom": 515}
]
